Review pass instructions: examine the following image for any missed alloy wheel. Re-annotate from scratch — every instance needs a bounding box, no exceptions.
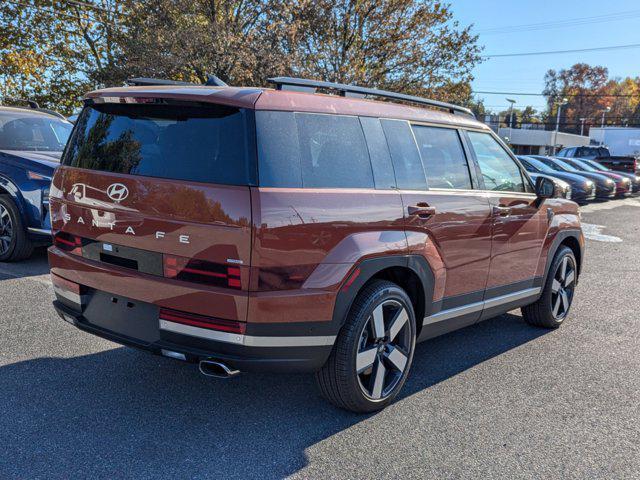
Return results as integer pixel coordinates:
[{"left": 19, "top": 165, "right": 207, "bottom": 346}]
[
  {"left": 0, "top": 204, "right": 13, "bottom": 256},
  {"left": 356, "top": 299, "right": 412, "bottom": 400},
  {"left": 551, "top": 256, "right": 576, "bottom": 320}
]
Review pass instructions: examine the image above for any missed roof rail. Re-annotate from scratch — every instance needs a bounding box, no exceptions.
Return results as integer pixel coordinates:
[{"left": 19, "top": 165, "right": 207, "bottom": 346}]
[
  {"left": 267, "top": 77, "right": 474, "bottom": 118},
  {"left": 127, "top": 74, "right": 228, "bottom": 87},
  {"left": 268, "top": 77, "right": 475, "bottom": 118},
  {"left": 0, "top": 97, "right": 40, "bottom": 109}
]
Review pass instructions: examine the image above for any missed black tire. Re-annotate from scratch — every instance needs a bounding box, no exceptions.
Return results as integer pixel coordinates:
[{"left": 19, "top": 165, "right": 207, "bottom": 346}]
[
  {"left": 316, "top": 280, "right": 416, "bottom": 413},
  {"left": 0, "top": 195, "right": 34, "bottom": 262},
  {"left": 522, "top": 246, "right": 577, "bottom": 329}
]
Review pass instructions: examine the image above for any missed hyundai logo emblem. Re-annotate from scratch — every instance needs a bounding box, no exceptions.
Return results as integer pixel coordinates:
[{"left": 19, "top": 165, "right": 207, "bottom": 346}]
[{"left": 106, "top": 183, "right": 129, "bottom": 202}]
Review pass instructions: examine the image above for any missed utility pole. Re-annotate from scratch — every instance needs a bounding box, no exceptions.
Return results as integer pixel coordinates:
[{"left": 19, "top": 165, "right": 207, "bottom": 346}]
[
  {"left": 579, "top": 118, "right": 586, "bottom": 136},
  {"left": 506, "top": 98, "right": 516, "bottom": 144},
  {"left": 601, "top": 106, "right": 611, "bottom": 128},
  {"left": 553, "top": 97, "right": 568, "bottom": 154}
]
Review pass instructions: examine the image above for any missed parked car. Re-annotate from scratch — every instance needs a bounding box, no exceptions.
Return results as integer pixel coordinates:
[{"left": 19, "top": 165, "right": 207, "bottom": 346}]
[
  {"left": 560, "top": 157, "right": 632, "bottom": 197},
  {"left": 578, "top": 158, "right": 640, "bottom": 195},
  {"left": 48, "top": 77, "right": 585, "bottom": 412},
  {"left": 517, "top": 155, "right": 596, "bottom": 204},
  {"left": 0, "top": 105, "right": 72, "bottom": 261},
  {"left": 557, "top": 146, "right": 638, "bottom": 174},
  {"left": 529, "top": 155, "right": 616, "bottom": 200}
]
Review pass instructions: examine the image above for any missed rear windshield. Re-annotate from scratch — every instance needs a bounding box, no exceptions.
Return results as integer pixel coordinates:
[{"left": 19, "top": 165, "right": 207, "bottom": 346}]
[{"left": 63, "top": 103, "right": 256, "bottom": 185}]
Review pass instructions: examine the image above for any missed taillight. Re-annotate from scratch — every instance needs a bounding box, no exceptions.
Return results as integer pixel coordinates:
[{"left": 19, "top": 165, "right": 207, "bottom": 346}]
[
  {"left": 163, "top": 254, "right": 242, "bottom": 289},
  {"left": 53, "top": 232, "right": 82, "bottom": 255},
  {"left": 159, "top": 308, "right": 245, "bottom": 334}
]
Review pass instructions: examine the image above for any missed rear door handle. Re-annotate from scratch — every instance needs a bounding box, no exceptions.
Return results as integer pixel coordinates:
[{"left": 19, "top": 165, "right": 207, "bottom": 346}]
[
  {"left": 408, "top": 204, "right": 436, "bottom": 218},
  {"left": 493, "top": 205, "right": 512, "bottom": 217}
]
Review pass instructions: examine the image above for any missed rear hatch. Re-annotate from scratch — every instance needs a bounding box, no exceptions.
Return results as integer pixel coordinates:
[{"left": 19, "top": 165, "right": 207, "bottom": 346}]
[{"left": 49, "top": 97, "right": 256, "bottom": 320}]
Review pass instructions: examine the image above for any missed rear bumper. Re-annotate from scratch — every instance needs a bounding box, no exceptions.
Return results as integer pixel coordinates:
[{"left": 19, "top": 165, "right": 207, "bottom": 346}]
[{"left": 53, "top": 295, "right": 334, "bottom": 374}]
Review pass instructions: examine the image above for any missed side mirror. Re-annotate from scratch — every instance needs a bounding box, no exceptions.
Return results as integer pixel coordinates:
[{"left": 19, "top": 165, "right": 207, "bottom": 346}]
[{"left": 535, "top": 176, "right": 556, "bottom": 199}]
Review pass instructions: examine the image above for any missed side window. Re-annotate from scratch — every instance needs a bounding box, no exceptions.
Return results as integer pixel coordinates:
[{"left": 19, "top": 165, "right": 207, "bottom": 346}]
[
  {"left": 256, "top": 111, "right": 302, "bottom": 187},
  {"left": 360, "top": 117, "right": 396, "bottom": 189},
  {"left": 255, "top": 111, "right": 374, "bottom": 188},
  {"left": 411, "top": 125, "right": 472, "bottom": 190},
  {"left": 467, "top": 131, "right": 525, "bottom": 192},
  {"left": 295, "top": 113, "right": 374, "bottom": 188},
  {"left": 381, "top": 119, "right": 427, "bottom": 190}
]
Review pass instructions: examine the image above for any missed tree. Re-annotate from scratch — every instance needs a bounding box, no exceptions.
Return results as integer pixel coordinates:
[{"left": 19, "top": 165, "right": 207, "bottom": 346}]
[
  {"left": 112, "top": 0, "right": 483, "bottom": 102},
  {"left": 2, "top": 0, "right": 482, "bottom": 113},
  {"left": 543, "top": 63, "right": 640, "bottom": 133},
  {"left": 0, "top": 0, "right": 130, "bottom": 114},
  {"left": 115, "top": 0, "right": 291, "bottom": 85},
  {"left": 276, "top": 0, "right": 482, "bottom": 103}
]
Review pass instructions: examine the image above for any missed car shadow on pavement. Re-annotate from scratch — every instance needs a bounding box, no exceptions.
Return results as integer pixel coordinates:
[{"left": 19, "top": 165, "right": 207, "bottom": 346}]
[
  {"left": 0, "top": 247, "right": 50, "bottom": 280},
  {"left": 0, "top": 312, "right": 548, "bottom": 479}
]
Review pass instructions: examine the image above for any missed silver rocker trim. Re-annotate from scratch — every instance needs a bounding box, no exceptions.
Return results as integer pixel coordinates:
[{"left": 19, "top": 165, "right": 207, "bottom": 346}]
[{"left": 423, "top": 287, "right": 541, "bottom": 326}]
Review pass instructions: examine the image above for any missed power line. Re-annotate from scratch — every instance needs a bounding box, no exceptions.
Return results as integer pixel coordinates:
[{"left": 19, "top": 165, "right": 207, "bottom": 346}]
[
  {"left": 473, "top": 90, "right": 639, "bottom": 97},
  {"left": 477, "top": 9, "right": 640, "bottom": 35},
  {"left": 5, "top": 0, "right": 124, "bottom": 23},
  {"left": 484, "top": 42, "right": 640, "bottom": 58},
  {"left": 60, "top": 0, "right": 128, "bottom": 17},
  {"left": 5, "top": 0, "right": 100, "bottom": 23}
]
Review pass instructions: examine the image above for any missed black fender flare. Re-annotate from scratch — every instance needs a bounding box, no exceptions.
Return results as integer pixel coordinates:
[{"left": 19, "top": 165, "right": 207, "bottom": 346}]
[
  {"left": 331, "top": 254, "right": 435, "bottom": 331},
  {"left": 541, "top": 229, "right": 583, "bottom": 288},
  {"left": 0, "top": 174, "right": 28, "bottom": 221}
]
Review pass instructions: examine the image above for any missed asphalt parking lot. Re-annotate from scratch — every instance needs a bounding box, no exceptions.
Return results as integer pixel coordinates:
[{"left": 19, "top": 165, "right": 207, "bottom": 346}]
[{"left": 1, "top": 197, "right": 639, "bottom": 480}]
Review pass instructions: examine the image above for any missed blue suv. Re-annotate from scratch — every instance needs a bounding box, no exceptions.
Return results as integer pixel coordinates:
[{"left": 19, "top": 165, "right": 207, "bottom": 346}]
[{"left": 0, "top": 105, "right": 72, "bottom": 261}]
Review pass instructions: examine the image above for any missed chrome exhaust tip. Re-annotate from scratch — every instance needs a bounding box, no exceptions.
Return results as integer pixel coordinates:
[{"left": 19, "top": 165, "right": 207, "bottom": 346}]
[{"left": 199, "top": 359, "right": 240, "bottom": 379}]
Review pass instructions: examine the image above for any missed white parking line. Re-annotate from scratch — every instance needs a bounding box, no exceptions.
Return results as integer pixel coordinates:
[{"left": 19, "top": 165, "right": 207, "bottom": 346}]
[{"left": 581, "top": 223, "right": 623, "bottom": 243}]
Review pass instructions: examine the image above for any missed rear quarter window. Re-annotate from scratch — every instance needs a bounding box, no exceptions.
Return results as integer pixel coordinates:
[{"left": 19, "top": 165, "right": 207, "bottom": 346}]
[
  {"left": 256, "top": 111, "right": 375, "bottom": 188},
  {"left": 63, "top": 103, "right": 256, "bottom": 185}
]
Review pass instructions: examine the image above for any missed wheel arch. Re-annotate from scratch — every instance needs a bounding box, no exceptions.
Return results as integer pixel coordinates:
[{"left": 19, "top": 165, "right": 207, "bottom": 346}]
[
  {"left": 0, "top": 174, "right": 27, "bottom": 220},
  {"left": 332, "top": 255, "right": 435, "bottom": 338},
  {"left": 542, "top": 229, "right": 583, "bottom": 288}
]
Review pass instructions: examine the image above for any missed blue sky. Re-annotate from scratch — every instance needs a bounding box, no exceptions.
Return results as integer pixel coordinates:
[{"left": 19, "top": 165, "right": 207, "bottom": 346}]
[{"left": 448, "top": 0, "right": 640, "bottom": 112}]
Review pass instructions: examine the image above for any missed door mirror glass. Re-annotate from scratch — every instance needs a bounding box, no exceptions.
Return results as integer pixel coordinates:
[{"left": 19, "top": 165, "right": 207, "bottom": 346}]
[{"left": 535, "top": 176, "right": 556, "bottom": 198}]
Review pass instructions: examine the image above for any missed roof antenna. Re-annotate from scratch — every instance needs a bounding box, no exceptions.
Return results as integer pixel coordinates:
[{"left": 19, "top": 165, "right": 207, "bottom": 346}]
[{"left": 205, "top": 74, "right": 228, "bottom": 87}]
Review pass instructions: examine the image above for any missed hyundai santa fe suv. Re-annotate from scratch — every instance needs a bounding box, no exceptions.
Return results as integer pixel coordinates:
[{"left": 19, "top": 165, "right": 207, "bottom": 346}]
[{"left": 49, "top": 77, "right": 585, "bottom": 412}]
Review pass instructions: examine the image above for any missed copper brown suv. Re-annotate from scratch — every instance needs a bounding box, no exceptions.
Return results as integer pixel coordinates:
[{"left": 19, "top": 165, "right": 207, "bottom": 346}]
[{"left": 49, "top": 77, "right": 585, "bottom": 412}]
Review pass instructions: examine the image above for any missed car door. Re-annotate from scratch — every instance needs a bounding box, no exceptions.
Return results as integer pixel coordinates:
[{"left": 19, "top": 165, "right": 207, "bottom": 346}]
[
  {"left": 381, "top": 119, "right": 493, "bottom": 329},
  {"left": 464, "top": 130, "right": 547, "bottom": 312}
]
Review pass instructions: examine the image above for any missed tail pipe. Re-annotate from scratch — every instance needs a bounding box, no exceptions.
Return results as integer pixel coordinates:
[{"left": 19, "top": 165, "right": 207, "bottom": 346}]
[{"left": 199, "top": 359, "right": 240, "bottom": 379}]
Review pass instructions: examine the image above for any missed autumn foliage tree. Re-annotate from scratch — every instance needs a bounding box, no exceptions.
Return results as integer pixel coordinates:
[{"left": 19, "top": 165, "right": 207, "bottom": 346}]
[
  {"left": 1, "top": 0, "right": 129, "bottom": 113},
  {"left": 543, "top": 63, "right": 640, "bottom": 134},
  {"left": 1, "top": 0, "right": 482, "bottom": 114},
  {"left": 273, "top": 0, "right": 482, "bottom": 103}
]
